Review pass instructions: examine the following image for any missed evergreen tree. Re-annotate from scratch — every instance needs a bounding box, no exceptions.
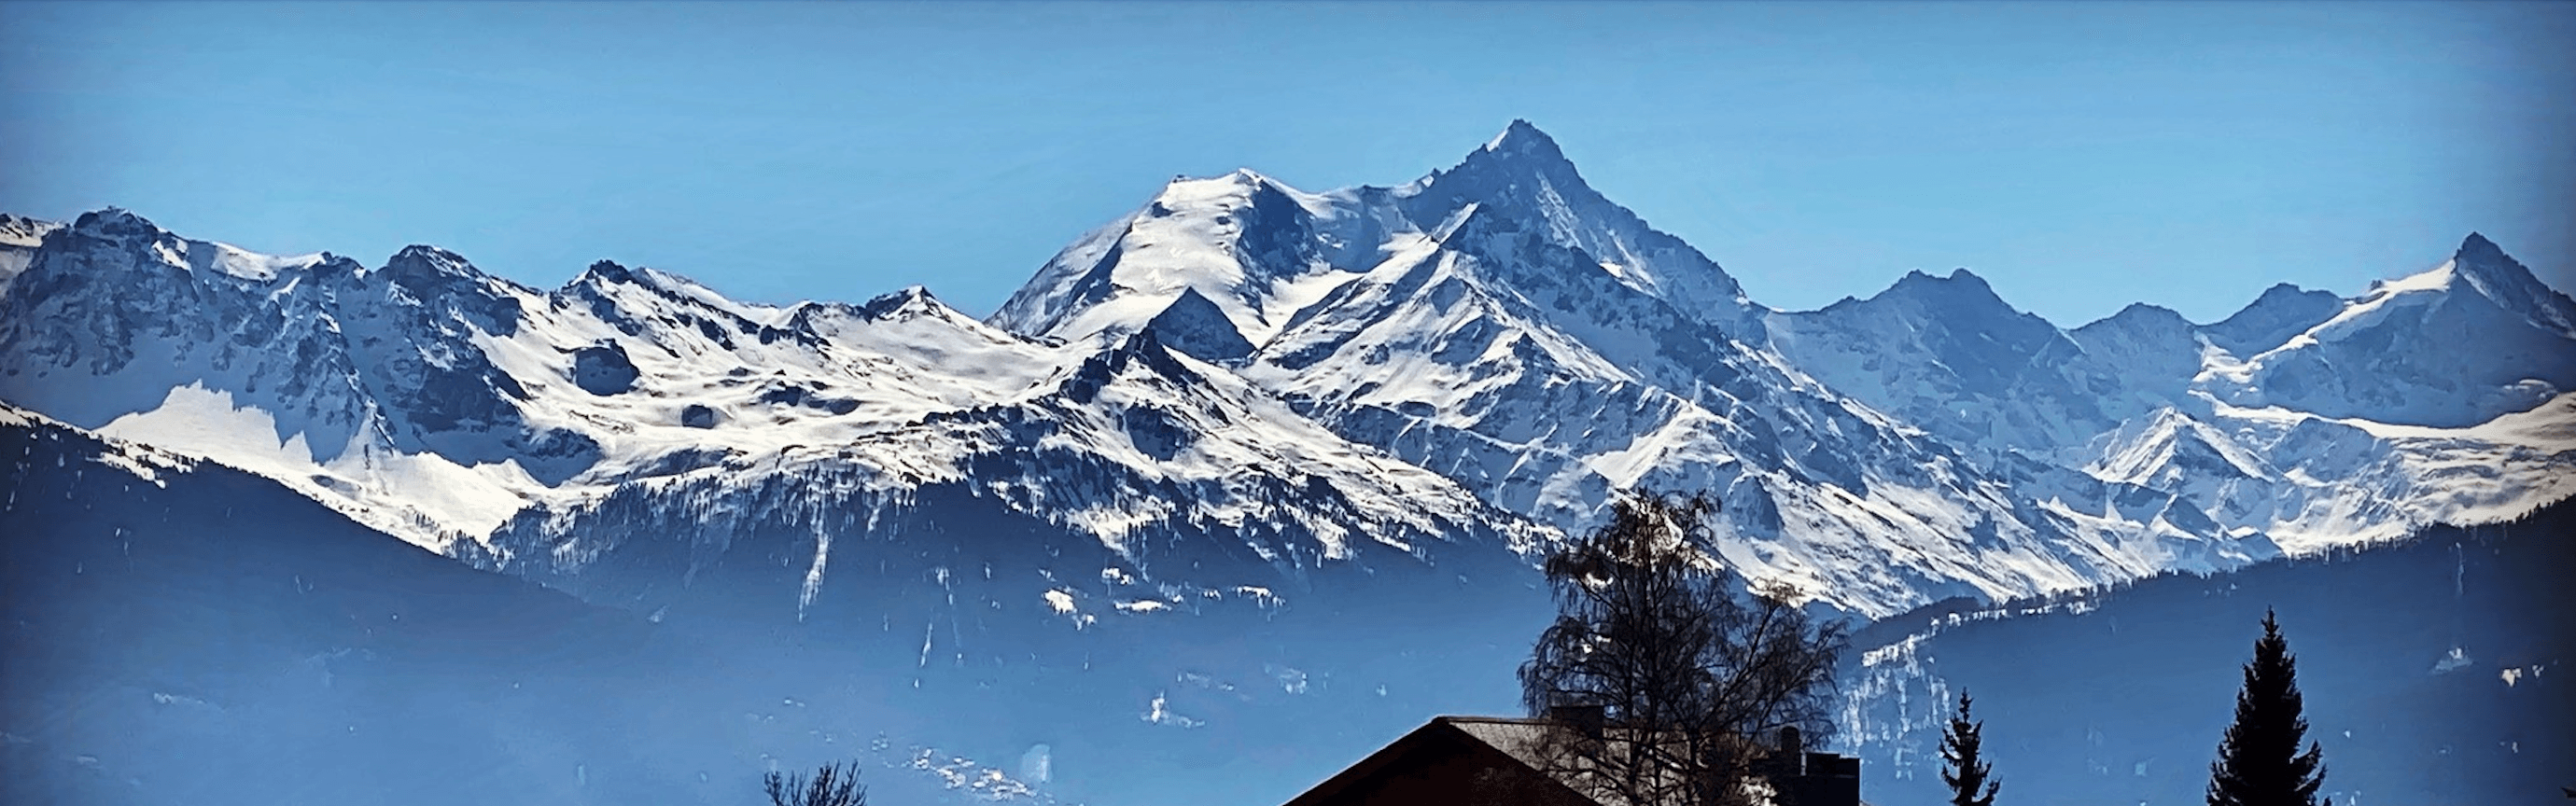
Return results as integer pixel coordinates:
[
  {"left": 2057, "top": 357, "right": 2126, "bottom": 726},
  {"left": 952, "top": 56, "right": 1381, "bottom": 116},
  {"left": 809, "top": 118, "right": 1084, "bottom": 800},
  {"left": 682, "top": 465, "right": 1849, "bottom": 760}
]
[
  {"left": 2207, "top": 609, "right": 2329, "bottom": 806},
  {"left": 1939, "top": 690, "right": 1998, "bottom": 806}
]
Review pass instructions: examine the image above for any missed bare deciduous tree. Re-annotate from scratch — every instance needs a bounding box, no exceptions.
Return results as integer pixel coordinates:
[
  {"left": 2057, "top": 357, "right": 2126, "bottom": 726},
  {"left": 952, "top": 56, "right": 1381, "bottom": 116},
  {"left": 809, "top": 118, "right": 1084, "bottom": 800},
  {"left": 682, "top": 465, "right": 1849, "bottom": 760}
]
[
  {"left": 763, "top": 759, "right": 867, "bottom": 806},
  {"left": 1519, "top": 492, "right": 1848, "bottom": 806}
]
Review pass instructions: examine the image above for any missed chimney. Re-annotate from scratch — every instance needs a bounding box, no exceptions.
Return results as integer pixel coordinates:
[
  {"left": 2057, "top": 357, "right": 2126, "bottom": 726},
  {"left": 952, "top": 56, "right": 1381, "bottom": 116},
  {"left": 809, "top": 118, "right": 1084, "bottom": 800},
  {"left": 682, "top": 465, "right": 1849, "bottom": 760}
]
[
  {"left": 1547, "top": 700, "right": 1605, "bottom": 739},
  {"left": 1778, "top": 726, "right": 1807, "bottom": 775}
]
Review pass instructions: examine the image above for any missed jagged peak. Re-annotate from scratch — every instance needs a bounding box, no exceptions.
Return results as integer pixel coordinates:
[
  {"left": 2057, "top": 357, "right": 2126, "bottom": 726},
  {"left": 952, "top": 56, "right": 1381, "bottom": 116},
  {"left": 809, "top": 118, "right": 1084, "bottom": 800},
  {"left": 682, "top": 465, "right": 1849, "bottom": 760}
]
[
  {"left": 370, "top": 244, "right": 501, "bottom": 295},
  {"left": 2441, "top": 230, "right": 2576, "bottom": 338},
  {"left": 0, "top": 213, "right": 62, "bottom": 246},
  {"left": 570, "top": 259, "right": 704, "bottom": 296},
  {"left": 1055, "top": 324, "right": 1205, "bottom": 404},
  {"left": 67, "top": 206, "right": 167, "bottom": 240},
  {"left": 855, "top": 285, "right": 951, "bottom": 320},
  {"left": 311, "top": 252, "right": 366, "bottom": 276},
  {"left": 1886, "top": 267, "right": 2002, "bottom": 299},
  {"left": 1438, "top": 120, "right": 1581, "bottom": 188},
  {"left": 1481, "top": 118, "right": 1565, "bottom": 161},
  {"left": 2458, "top": 230, "right": 2503, "bottom": 260},
  {"left": 2448, "top": 230, "right": 2538, "bottom": 286},
  {"left": 2080, "top": 301, "right": 2191, "bottom": 332},
  {"left": 576, "top": 258, "right": 635, "bottom": 285},
  {"left": 385, "top": 243, "right": 475, "bottom": 271}
]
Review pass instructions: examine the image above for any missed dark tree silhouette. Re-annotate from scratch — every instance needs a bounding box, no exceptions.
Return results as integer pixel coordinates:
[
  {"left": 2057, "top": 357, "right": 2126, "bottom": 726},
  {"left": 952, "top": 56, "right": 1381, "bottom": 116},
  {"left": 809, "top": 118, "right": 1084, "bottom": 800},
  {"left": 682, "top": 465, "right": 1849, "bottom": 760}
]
[
  {"left": 2207, "top": 609, "right": 2329, "bottom": 806},
  {"left": 1939, "top": 690, "right": 1999, "bottom": 806},
  {"left": 1519, "top": 492, "right": 1848, "bottom": 806},
  {"left": 763, "top": 759, "right": 867, "bottom": 806}
]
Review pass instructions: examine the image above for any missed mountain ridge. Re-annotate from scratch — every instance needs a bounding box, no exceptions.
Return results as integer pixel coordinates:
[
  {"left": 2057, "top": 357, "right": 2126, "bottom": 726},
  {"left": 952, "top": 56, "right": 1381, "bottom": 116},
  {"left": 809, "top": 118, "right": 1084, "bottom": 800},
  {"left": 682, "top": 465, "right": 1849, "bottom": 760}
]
[{"left": 4, "top": 121, "right": 2571, "bottom": 620}]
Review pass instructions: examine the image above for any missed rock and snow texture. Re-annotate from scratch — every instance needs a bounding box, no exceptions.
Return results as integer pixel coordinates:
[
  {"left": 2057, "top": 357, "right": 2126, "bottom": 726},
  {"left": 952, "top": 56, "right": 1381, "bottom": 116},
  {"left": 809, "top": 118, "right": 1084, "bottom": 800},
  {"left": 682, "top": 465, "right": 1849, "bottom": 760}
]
[
  {"left": 0, "top": 213, "right": 61, "bottom": 294},
  {"left": 4, "top": 122, "right": 2571, "bottom": 618},
  {"left": 0, "top": 208, "right": 1542, "bottom": 618},
  {"left": 1764, "top": 229, "right": 2576, "bottom": 557}
]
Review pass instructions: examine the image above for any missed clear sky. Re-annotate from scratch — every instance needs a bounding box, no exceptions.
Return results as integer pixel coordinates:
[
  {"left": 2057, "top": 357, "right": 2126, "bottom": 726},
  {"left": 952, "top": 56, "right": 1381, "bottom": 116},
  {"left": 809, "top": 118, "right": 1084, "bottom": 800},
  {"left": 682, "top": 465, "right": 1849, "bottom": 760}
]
[{"left": 4, "top": 1, "right": 2569, "bottom": 327}]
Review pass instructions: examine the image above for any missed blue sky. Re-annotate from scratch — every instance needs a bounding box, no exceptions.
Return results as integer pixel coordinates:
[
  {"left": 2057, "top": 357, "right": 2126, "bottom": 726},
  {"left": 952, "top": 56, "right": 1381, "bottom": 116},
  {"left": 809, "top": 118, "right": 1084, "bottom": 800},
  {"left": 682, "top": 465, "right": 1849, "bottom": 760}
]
[{"left": 4, "top": 1, "right": 2569, "bottom": 327}]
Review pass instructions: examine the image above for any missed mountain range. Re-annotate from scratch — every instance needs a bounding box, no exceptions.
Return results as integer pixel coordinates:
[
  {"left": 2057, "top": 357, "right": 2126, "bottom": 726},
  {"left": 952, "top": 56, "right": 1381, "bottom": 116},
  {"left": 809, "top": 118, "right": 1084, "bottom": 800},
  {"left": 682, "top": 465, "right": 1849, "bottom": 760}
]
[
  {"left": 3, "top": 120, "right": 2570, "bottom": 803},
  {"left": 6, "top": 121, "right": 2567, "bottom": 618}
]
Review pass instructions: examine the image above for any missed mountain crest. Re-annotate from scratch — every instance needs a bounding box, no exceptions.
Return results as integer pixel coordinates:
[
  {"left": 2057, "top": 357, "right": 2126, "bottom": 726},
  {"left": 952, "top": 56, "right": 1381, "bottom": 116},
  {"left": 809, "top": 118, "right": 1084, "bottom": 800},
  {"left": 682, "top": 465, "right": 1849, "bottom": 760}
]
[
  {"left": 577, "top": 258, "right": 637, "bottom": 285},
  {"left": 1879, "top": 267, "right": 2011, "bottom": 310},
  {"left": 379, "top": 243, "right": 484, "bottom": 284},
  {"left": 2446, "top": 231, "right": 2576, "bottom": 339},
  {"left": 855, "top": 285, "right": 945, "bottom": 320},
  {"left": 1480, "top": 118, "right": 1567, "bottom": 162},
  {"left": 69, "top": 206, "right": 161, "bottom": 239}
]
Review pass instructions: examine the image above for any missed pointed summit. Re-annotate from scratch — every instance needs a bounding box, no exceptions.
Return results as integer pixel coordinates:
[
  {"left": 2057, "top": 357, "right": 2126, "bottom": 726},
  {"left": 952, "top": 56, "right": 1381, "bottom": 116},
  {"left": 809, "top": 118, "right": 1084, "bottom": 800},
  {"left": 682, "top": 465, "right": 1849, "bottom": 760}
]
[
  {"left": 1481, "top": 118, "right": 1566, "bottom": 162},
  {"left": 578, "top": 258, "right": 636, "bottom": 285},
  {"left": 855, "top": 285, "right": 947, "bottom": 320},
  {"left": 2458, "top": 230, "right": 2504, "bottom": 261},
  {"left": 1399, "top": 120, "right": 1755, "bottom": 330},
  {"left": 384, "top": 244, "right": 478, "bottom": 278},
  {"left": 2443, "top": 231, "right": 2576, "bottom": 339}
]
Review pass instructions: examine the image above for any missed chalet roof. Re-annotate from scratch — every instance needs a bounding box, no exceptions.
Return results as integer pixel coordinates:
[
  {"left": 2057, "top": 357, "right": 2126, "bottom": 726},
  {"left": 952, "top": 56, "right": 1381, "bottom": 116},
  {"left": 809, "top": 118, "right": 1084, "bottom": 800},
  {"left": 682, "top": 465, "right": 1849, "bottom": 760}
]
[
  {"left": 1280, "top": 716, "right": 1600, "bottom": 806},
  {"left": 1282, "top": 716, "right": 1871, "bottom": 806}
]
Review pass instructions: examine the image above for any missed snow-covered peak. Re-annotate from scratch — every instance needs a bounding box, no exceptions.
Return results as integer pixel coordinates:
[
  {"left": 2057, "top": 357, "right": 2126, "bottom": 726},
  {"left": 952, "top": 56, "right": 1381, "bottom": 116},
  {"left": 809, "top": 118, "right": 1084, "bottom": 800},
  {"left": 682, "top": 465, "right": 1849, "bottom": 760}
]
[
  {"left": 2202, "top": 282, "right": 2342, "bottom": 356},
  {"left": 374, "top": 243, "right": 508, "bottom": 292},
  {"left": 576, "top": 258, "right": 639, "bottom": 285},
  {"left": 2203, "top": 240, "right": 2576, "bottom": 427},
  {"left": 1155, "top": 168, "right": 1285, "bottom": 205},
  {"left": 2085, "top": 407, "right": 2275, "bottom": 486},
  {"left": 1400, "top": 122, "right": 1754, "bottom": 331},
  {"left": 2447, "top": 231, "right": 2576, "bottom": 339},
  {"left": 988, "top": 164, "right": 1372, "bottom": 350},
  {"left": 0, "top": 213, "right": 61, "bottom": 248},
  {"left": 560, "top": 258, "right": 793, "bottom": 331},
  {"left": 1480, "top": 118, "right": 1567, "bottom": 162},
  {"left": 67, "top": 206, "right": 161, "bottom": 240},
  {"left": 0, "top": 214, "right": 63, "bottom": 295},
  {"left": 993, "top": 121, "right": 1761, "bottom": 380}
]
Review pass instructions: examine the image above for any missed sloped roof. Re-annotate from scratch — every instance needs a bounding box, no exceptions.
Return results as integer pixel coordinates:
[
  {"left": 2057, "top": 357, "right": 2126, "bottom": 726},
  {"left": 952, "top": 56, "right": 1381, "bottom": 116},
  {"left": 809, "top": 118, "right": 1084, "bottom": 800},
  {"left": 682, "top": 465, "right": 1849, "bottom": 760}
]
[
  {"left": 1284, "top": 716, "right": 1870, "bottom": 806},
  {"left": 1280, "top": 716, "right": 1602, "bottom": 806}
]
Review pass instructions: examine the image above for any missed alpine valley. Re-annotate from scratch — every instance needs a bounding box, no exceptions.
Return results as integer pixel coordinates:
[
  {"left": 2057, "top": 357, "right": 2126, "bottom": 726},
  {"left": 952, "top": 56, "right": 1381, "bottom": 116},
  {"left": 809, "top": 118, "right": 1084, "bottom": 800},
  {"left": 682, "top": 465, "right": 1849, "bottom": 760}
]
[{"left": 3, "top": 123, "right": 2568, "bottom": 805}]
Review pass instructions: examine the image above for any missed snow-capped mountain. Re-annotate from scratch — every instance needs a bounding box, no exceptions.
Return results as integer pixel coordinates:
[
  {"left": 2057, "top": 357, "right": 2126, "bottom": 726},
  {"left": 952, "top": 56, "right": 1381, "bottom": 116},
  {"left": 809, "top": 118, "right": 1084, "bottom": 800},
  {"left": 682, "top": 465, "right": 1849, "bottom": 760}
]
[
  {"left": 0, "top": 209, "right": 1540, "bottom": 590},
  {"left": 987, "top": 120, "right": 2571, "bottom": 616},
  {"left": 4, "top": 121, "right": 2570, "bottom": 626},
  {"left": 1765, "top": 231, "right": 2576, "bottom": 551}
]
